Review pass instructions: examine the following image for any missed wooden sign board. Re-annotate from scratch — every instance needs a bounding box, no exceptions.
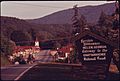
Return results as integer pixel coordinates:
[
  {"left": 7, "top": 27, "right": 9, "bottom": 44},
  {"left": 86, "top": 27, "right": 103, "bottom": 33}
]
[
  {"left": 72, "top": 31, "right": 118, "bottom": 79},
  {"left": 77, "top": 35, "right": 113, "bottom": 64},
  {"left": 73, "top": 31, "right": 117, "bottom": 65}
]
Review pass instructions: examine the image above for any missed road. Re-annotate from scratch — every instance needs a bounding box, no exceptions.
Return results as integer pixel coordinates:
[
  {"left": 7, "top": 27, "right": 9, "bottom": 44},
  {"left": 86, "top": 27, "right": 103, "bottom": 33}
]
[
  {"left": 17, "top": 63, "right": 119, "bottom": 80},
  {"left": 1, "top": 64, "right": 36, "bottom": 80},
  {"left": 34, "top": 50, "right": 53, "bottom": 62},
  {"left": 1, "top": 50, "right": 119, "bottom": 80},
  {"left": 1, "top": 50, "right": 52, "bottom": 80},
  {"left": 18, "top": 63, "right": 84, "bottom": 80}
]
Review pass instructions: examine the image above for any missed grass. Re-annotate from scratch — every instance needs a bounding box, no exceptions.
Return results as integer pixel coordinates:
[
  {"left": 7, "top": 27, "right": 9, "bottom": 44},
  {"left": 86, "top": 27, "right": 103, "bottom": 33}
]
[{"left": 1, "top": 54, "right": 11, "bottom": 67}]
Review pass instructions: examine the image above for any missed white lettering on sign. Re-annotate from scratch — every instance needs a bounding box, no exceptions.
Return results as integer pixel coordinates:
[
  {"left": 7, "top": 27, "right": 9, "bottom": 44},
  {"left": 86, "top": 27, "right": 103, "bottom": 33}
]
[
  {"left": 81, "top": 39, "right": 107, "bottom": 61},
  {"left": 83, "top": 46, "right": 93, "bottom": 49},
  {"left": 97, "top": 56, "right": 106, "bottom": 60},
  {"left": 83, "top": 42, "right": 100, "bottom": 46},
  {"left": 84, "top": 57, "right": 96, "bottom": 61},
  {"left": 102, "top": 49, "right": 107, "bottom": 52},
  {"left": 82, "top": 50, "right": 95, "bottom": 53},
  {"left": 93, "top": 46, "right": 107, "bottom": 49},
  {"left": 81, "top": 39, "right": 93, "bottom": 43},
  {"left": 83, "top": 53, "right": 106, "bottom": 56}
]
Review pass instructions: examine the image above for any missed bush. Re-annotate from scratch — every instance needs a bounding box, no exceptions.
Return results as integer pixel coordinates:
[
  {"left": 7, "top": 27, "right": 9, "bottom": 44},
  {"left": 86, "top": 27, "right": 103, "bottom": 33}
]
[{"left": 1, "top": 54, "right": 11, "bottom": 66}]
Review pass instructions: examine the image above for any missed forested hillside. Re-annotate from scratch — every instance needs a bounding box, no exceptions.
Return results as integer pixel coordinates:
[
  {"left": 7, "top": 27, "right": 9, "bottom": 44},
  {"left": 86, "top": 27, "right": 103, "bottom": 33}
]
[
  {"left": 26, "top": 3, "right": 115, "bottom": 24},
  {"left": 1, "top": 2, "right": 118, "bottom": 56}
]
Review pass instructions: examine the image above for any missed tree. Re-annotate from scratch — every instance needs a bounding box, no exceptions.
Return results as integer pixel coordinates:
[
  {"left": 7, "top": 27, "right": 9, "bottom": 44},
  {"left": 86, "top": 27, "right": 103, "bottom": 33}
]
[
  {"left": 72, "top": 15, "right": 82, "bottom": 34},
  {"left": 28, "top": 28, "right": 36, "bottom": 41},
  {"left": 80, "top": 15, "right": 87, "bottom": 26},
  {"left": 97, "top": 11, "right": 114, "bottom": 38},
  {"left": 79, "top": 14, "right": 88, "bottom": 31},
  {"left": 98, "top": 11, "right": 113, "bottom": 27},
  {"left": 10, "top": 30, "right": 32, "bottom": 46},
  {"left": 2, "top": 26, "right": 15, "bottom": 40},
  {"left": 72, "top": 10, "right": 88, "bottom": 35},
  {"left": 54, "top": 41, "right": 61, "bottom": 49},
  {"left": 98, "top": 11, "right": 107, "bottom": 27},
  {"left": 36, "top": 31, "right": 54, "bottom": 40},
  {"left": 72, "top": 5, "right": 81, "bottom": 35},
  {"left": 69, "top": 47, "right": 77, "bottom": 63},
  {"left": 1, "top": 32, "right": 16, "bottom": 56},
  {"left": 7, "top": 40, "right": 16, "bottom": 55}
]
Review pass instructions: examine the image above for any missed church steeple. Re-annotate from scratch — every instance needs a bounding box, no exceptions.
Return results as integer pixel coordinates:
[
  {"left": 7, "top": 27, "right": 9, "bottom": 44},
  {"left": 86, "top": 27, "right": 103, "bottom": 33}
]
[{"left": 35, "top": 37, "right": 39, "bottom": 47}]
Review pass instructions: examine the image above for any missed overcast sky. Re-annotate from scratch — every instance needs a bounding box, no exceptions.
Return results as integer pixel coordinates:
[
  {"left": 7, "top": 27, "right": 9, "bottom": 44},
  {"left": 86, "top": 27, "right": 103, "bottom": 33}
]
[{"left": 1, "top": 1, "right": 115, "bottom": 19}]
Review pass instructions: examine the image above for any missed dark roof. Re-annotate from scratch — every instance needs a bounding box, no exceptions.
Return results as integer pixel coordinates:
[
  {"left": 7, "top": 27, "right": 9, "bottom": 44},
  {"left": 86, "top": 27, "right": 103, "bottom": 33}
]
[{"left": 71, "top": 30, "right": 118, "bottom": 48}]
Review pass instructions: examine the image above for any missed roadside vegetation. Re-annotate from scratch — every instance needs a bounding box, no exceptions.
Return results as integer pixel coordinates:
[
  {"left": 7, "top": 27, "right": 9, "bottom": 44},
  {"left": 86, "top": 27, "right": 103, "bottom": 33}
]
[{"left": 1, "top": 54, "right": 11, "bottom": 66}]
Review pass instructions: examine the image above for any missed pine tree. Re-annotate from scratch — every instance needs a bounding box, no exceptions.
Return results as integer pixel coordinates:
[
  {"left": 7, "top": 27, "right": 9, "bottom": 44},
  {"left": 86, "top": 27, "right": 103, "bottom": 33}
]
[
  {"left": 71, "top": 5, "right": 81, "bottom": 35},
  {"left": 72, "top": 5, "right": 88, "bottom": 35},
  {"left": 79, "top": 14, "right": 88, "bottom": 31},
  {"left": 98, "top": 11, "right": 107, "bottom": 27}
]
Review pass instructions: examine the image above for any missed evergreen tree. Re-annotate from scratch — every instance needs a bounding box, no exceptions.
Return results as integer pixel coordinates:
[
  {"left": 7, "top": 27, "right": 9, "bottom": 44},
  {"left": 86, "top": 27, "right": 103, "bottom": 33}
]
[
  {"left": 11, "top": 30, "right": 32, "bottom": 46},
  {"left": 79, "top": 14, "right": 88, "bottom": 31},
  {"left": 80, "top": 14, "right": 87, "bottom": 26},
  {"left": 97, "top": 11, "right": 113, "bottom": 38},
  {"left": 72, "top": 5, "right": 81, "bottom": 35},
  {"left": 1, "top": 32, "right": 16, "bottom": 55},
  {"left": 28, "top": 28, "right": 36, "bottom": 41},
  {"left": 98, "top": 11, "right": 113, "bottom": 27},
  {"left": 98, "top": 11, "right": 107, "bottom": 27}
]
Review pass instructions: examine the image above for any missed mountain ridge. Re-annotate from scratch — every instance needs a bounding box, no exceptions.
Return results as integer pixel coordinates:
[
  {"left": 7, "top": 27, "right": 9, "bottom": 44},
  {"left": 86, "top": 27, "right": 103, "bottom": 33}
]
[{"left": 26, "top": 3, "right": 115, "bottom": 24}]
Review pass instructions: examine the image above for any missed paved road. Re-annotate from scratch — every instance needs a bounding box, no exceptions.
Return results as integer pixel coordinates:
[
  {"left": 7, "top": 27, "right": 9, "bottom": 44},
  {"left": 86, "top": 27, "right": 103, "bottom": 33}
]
[
  {"left": 1, "top": 50, "right": 52, "bottom": 80},
  {"left": 2, "top": 50, "right": 118, "bottom": 80},
  {"left": 1, "top": 64, "right": 36, "bottom": 80},
  {"left": 34, "top": 50, "right": 53, "bottom": 62},
  {"left": 19, "top": 63, "right": 83, "bottom": 80},
  {"left": 18, "top": 63, "right": 120, "bottom": 80}
]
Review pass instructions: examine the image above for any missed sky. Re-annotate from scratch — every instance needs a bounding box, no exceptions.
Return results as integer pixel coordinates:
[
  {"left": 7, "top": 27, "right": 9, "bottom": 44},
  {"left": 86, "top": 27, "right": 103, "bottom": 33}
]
[{"left": 1, "top": 1, "right": 115, "bottom": 19}]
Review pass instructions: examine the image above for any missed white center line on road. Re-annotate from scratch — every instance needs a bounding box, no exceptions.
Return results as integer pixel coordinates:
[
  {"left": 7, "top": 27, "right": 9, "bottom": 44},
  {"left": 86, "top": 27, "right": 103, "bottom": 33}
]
[{"left": 14, "top": 64, "right": 36, "bottom": 81}]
